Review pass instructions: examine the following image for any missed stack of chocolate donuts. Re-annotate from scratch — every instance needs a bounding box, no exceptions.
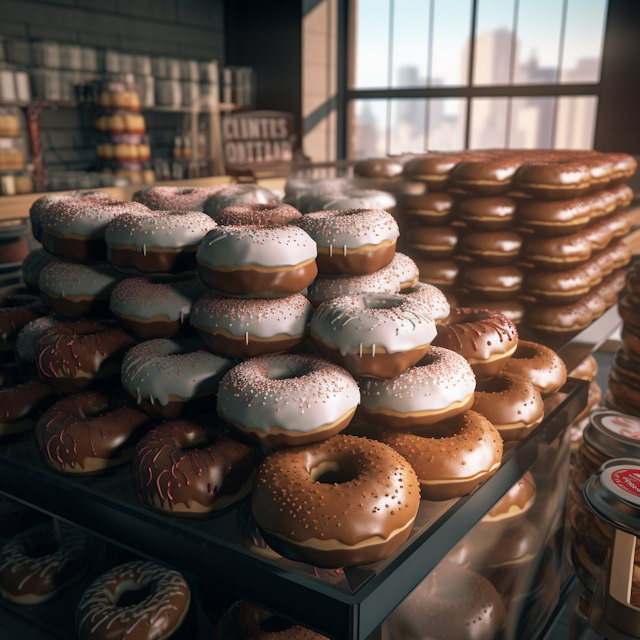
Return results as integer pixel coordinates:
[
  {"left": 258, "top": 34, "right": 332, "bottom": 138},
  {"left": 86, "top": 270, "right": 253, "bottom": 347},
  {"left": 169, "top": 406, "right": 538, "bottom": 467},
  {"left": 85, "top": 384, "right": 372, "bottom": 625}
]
[
  {"left": 398, "top": 149, "right": 636, "bottom": 333},
  {"left": 607, "top": 261, "right": 640, "bottom": 415}
]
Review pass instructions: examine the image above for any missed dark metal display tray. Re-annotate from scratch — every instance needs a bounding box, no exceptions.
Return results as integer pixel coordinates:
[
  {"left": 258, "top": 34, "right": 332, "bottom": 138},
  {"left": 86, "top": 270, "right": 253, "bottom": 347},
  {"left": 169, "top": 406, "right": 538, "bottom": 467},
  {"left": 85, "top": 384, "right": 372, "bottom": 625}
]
[{"left": 0, "top": 379, "right": 588, "bottom": 640}]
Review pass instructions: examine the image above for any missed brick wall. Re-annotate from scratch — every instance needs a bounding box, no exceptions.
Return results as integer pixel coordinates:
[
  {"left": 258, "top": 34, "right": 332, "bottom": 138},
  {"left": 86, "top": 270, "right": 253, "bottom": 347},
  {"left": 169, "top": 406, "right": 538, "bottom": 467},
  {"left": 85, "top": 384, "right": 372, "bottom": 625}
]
[{"left": 0, "top": 0, "right": 225, "bottom": 172}]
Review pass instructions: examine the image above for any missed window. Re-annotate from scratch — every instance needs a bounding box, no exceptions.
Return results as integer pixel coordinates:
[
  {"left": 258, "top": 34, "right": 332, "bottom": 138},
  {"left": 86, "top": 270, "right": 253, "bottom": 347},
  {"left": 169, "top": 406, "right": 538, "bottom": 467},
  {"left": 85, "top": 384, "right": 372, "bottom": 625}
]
[{"left": 346, "top": 0, "right": 608, "bottom": 158}]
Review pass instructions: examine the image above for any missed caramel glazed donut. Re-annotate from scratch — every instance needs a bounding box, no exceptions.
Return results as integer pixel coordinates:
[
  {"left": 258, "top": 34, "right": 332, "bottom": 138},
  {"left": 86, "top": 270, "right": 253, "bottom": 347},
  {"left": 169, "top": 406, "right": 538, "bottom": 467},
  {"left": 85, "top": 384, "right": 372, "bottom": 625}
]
[
  {"left": 190, "top": 291, "right": 314, "bottom": 358},
  {"left": 502, "top": 340, "right": 567, "bottom": 397},
  {"left": 77, "top": 561, "right": 193, "bottom": 640},
  {"left": 251, "top": 434, "right": 420, "bottom": 567},
  {"left": 432, "top": 308, "right": 518, "bottom": 380},
  {"left": 196, "top": 223, "right": 318, "bottom": 298},
  {"left": 372, "top": 410, "right": 503, "bottom": 501},
  {"left": 132, "top": 417, "right": 260, "bottom": 517},
  {"left": 310, "top": 293, "right": 436, "bottom": 379},
  {"left": 0, "top": 522, "right": 92, "bottom": 605},
  {"left": 358, "top": 346, "right": 476, "bottom": 429},
  {"left": 294, "top": 208, "right": 400, "bottom": 276},
  {"left": 217, "top": 354, "right": 360, "bottom": 447}
]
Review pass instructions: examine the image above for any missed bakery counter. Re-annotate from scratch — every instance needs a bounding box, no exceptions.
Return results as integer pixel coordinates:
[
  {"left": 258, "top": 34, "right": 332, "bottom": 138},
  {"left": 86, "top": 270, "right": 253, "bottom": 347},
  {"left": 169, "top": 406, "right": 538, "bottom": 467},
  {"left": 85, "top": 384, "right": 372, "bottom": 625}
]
[{"left": 0, "top": 380, "right": 587, "bottom": 640}]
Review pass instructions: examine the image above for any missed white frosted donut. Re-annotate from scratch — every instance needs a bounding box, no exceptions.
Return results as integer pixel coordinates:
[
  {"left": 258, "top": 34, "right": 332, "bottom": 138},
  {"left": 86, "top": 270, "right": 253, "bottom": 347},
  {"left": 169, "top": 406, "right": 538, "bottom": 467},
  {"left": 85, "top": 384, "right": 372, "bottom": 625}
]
[
  {"left": 133, "top": 185, "right": 227, "bottom": 211},
  {"left": 359, "top": 346, "right": 476, "bottom": 428},
  {"left": 306, "top": 269, "right": 401, "bottom": 308},
  {"left": 307, "top": 188, "right": 397, "bottom": 212},
  {"left": 190, "top": 291, "right": 314, "bottom": 358},
  {"left": 385, "top": 252, "right": 420, "bottom": 289},
  {"left": 310, "top": 293, "right": 437, "bottom": 379},
  {"left": 196, "top": 224, "right": 318, "bottom": 297},
  {"left": 217, "top": 354, "right": 360, "bottom": 447},
  {"left": 202, "top": 184, "right": 279, "bottom": 217},
  {"left": 295, "top": 208, "right": 399, "bottom": 276},
  {"left": 400, "top": 282, "right": 450, "bottom": 323}
]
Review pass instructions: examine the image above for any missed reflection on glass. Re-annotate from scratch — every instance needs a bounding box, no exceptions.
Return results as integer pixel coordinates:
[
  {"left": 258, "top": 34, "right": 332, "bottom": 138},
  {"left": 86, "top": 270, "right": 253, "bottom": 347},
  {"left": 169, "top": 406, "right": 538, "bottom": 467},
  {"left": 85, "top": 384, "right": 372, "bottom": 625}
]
[
  {"left": 428, "top": 98, "right": 467, "bottom": 150},
  {"left": 391, "top": 0, "right": 430, "bottom": 88},
  {"left": 389, "top": 99, "right": 427, "bottom": 154},
  {"left": 508, "top": 97, "right": 556, "bottom": 148},
  {"left": 430, "top": 0, "right": 473, "bottom": 86},
  {"left": 353, "top": 0, "right": 391, "bottom": 88},
  {"left": 560, "top": 0, "right": 608, "bottom": 83},
  {"left": 554, "top": 96, "right": 598, "bottom": 149},
  {"left": 349, "top": 99, "right": 388, "bottom": 158},
  {"left": 513, "top": 0, "right": 564, "bottom": 85},
  {"left": 469, "top": 97, "right": 509, "bottom": 148},
  {"left": 473, "top": 0, "right": 516, "bottom": 86}
]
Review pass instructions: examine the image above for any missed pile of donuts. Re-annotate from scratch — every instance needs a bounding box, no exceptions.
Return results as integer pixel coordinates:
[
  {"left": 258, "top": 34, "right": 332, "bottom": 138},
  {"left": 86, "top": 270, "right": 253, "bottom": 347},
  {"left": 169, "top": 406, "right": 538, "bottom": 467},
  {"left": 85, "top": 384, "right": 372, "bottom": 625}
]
[
  {"left": 607, "top": 261, "right": 640, "bottom": 416},
  {"left": 389, "top": 149, "right": 636, "bottom": 334}
]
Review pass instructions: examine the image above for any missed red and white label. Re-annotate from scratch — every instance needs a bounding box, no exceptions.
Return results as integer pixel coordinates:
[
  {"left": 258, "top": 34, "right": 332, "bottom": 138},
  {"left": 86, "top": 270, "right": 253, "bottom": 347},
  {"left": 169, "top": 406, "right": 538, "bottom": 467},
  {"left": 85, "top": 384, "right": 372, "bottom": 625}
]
[{"left": 602, "top": 465, "right": 640, "bottom": 506}]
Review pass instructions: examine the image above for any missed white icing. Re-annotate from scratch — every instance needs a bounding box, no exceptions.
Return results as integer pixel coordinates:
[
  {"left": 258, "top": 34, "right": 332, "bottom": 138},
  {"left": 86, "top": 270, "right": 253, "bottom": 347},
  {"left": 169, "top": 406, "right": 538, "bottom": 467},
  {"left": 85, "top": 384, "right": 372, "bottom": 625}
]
[
  {"left": 39, "top": 259, "right": 122, "bottom": 297},
  {"left": 310, "top": 294, "right": 437, "bottom": 355},
  {"left": 196, "top": 224, "right": 317, "bottom": 268},
  {"left": 202, "top": 184, "right": 279, "bottom": 216},
  {"left": 360, "top": 346, "right": 476, "bottom": 413},
  {"left": 308, "top": 188, "right": 397, "bottom": 212},
  {"left": 400, "top": 282, "right": 450, "bottom": 322},
  {"left": 191, "top": 292, "right": 313, "bottom": 339},
  {"left": 384, "top": 252, "right": 420, "bottom": 287},
  {"left": 306, "top": 269, "right": 401, "bottom": 305},
  {"left": 217, "top": 354, "right": 360, "bottom": 433}
]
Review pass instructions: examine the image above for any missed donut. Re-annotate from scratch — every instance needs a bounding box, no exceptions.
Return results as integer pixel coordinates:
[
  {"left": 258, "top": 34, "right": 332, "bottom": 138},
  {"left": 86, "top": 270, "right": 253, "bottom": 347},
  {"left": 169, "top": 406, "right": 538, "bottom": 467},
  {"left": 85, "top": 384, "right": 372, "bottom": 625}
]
[
  {"left": 105, "top": 209, "right": 217, "bottom": 276},
  {"left": 405, "top": 226, "right": 459, "bottom": 259},
  {"left": 110, "top": 276, "right": 208, "bottom": 340},
  {"left": 36, "top": 391, "right": 151, "bottom": 475},
  {"left": 455, "top": 195, "right": 516, "bottom": 230},
  {"left": 354, "top": 156, "right": 405, "bottom": 181},
  {"left": 358, "top": 346, "right": 475, "bottom": 428},
  {"left": 516, "top": 184, "right": 633, "bottom": 234},
  {"left": 0, "top": 522, "right": 91, "bottom": 605},
  {"left": 29, "top": 190, "right": 117, "bottom": 243},
  {"left": 252, "top": 434, "right": 420, "bottom": 567},
  {"left": 612, "top": 349, "right": 640, "bottom": 388},
  {"left": 215, "top": 601, "right": 329, "bottom": 640},
  {"left": 0, "top": 293, "right": 46, "bottom": 353},
  {"left": 310, "top": 293, "right": 436, "bottom": 379},
  {"left": 191, "top": 292, "right": 313, "bottom": 358},
  {"left": 501, "top": 340, "right": 567, "bottom": 397},
  {"left": 461, "top": 231, "right": 523, "bottom": 264},
  {"left": 481, "top": 472, "right": 536, "bottom": 526},
  {"left": 619, "top": 294, "right": 640, "bottom": 330},
  {"left": 388, "top": 564, "right": 506, "bottom": 640},
  {"left": 472, "top": 372, "right": 544, "bottom": 441},
  {"left": 202, "top": 184, "right": 279, "bottom": 217},
  {"left": 461, "top": 264, "right": 523, "bottom": 300},
  {"left": 132, "top": 417, "right": 260, "bottom": 517},
  {"left": 38, "top": 259, "right": 122, "bottom": 319},
  {"left": 574, "top": 380, "right": 602, "bottom": 423},
  {"left": 400, "top": 282, "right": 450, "bottom": 323},
  {"left": 628, "top": 261, "right": 640, "bottom": 296},
  {"left": 133, "top": 185, "right": 227, "bottom": 211},
  {"left": 522, "top": 211, "right": 632, "bottom": 270},
  {"left": 0, "top": 378, "right": 59, "bottom": 438},
  {"left": 294, "top": 209, "right": 399, "bottom": 276},
  {"left": 306, "top": 268, "right": 400, "bottom": 308},
  {"left": 284, "top": 177, "right": 351, "bottom": 212},
  {"left": 387, "top": 252, "right": 420, "bottom": 289},
  {"left": 374, "top": 410, "right": 502, "bottom": 501},
  {"left": 21, "top": 248, "right": 55, "bottom": 292},
  {"left": 414, "top": 257, "right": 460, "bottom": 289},
  {"left": 36, "top": 320, "right": 136, "bottom": 394},
  {"left": 214, "top": 202, "right": 301, "bottom": 225},
  {"left": 464, "top": 298, "right": 525, "bottom": 325},
  {"left": 121, "top": 337, "right": 233, "bottom": 420},
  {"left": 196, "top": 224, "right": 317, "bottom": 297},
  {"left": 77, "top": 561, "right": 192, "bottom": 640},
  {"left": 609, "top": 370, "right": 640, "bottom": 414},
  {"left": 432, "top": 309, "right": 518, "bottom": 380},
  {"left": 218, "top": 354, "right": 360, "bottom": 447},
  {"left": 40, "top": 199, "right": 149, "bottom": 263},
  {"left": 398, "top": 192, "right": 455, "bottom": 225},
  {"left": 16, "top": 317, "right": 61, "bottom": 365}
]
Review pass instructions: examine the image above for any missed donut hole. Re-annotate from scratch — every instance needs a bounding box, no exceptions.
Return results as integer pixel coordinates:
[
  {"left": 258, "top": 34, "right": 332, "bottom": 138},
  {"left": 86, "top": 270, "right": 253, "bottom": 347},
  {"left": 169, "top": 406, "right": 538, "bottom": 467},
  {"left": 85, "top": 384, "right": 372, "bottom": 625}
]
[
  {"left": 310, "top": 459, "right": 360, "bottom": 485},
  {"left": 476, "top": 375, "right": 511, "bottom": 394},
  {"left": 511, "top": 342, "right": 539, "bottom": 360},
  {"left": 362, "top": 295, "right": 402, "bottom": 311},
  {"left": 256, "top": 613, "right": 297, "bottom": 633},
  {"left": 116, "top": 581, "right": 154, "bottom": 608},
  {"left": 266, "top": 361, "right": 311, "bottom": 382},
  {"left": 23, "top": 537, "right": 58, "bottom": 559}
]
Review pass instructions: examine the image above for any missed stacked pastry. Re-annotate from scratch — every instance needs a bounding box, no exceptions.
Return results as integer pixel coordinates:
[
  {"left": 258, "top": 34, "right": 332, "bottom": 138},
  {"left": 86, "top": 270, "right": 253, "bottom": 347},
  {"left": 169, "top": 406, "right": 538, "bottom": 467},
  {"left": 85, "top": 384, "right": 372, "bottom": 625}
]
[
  {"left": 607, "top": 261, "right": 640, "bottom": 415},
  {"left": 568, "top": 355, "right": 602, "bottom": 453},
  {"left": 397, "top": 149, "right": 636, "bottom": 332}
]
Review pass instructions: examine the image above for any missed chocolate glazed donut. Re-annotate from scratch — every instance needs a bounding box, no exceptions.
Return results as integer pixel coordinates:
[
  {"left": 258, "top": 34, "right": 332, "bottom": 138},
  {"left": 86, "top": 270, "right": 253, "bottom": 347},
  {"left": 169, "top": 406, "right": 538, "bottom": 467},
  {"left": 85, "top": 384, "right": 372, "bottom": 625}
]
[
  {"left": 35, "top": 320, "right": 136, "bottom": 394},
  {"left": 0, "top": 294, "right": 46, "bottom": 353},
  {"left": 432, "top": 308, "right": 518, "bottom": 380},
  {"left": 0, "top": 379, "right": 59, "bottom": 439},
  {"left": 36, "top": 391, "right": 151, "bottom": 475},
  {"left": 502, "top": 340, "right": 567, "bottom": 397},
  {"left": 132, "top": 417, "right": 260, "bottom": 518},
  {"left": 77, "top": 561, "right": 193, "bottom": 640}
]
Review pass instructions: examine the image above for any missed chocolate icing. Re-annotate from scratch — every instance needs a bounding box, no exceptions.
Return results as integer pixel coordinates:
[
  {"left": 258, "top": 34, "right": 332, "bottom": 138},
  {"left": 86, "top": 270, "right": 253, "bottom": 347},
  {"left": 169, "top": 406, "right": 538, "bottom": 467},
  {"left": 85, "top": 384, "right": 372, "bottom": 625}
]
[
  {"left": 0, "top": 293, "right": 47, "bottom": 351},
  {"left": 35, "top": 320, "right": 136, "bottom": 394},
  {"left": 619, "top": 294, "right": 640, "bottom": 330},
  {"left": 502, "top": 340, "right": 567, "bottom": 397},
  {"left": 484, "top": 472, "right": 536, "bottom": 523},
  {"left": 252, "top": 434, "right": 420, "bottom": 567},
  {"left": 132, "top": 417, "right": 260, "bottom": 517},
  {"left": 16, "top": 316, "right": 62, "bottom": 364},
  {"left": 36, "top": 391, "right": 151, "bottom": 475},
  {"left": 0, "top": 378, "right": 59, "bottom": 438},
  {"left": 462, "top": 230, "right": 523, "bottom": 264},
  {"left": 414, "top": 257, "right": 461, "bottom": 288},
  {"left": 399, "top": 192, "right": 455, "bottom": 225},
  {"left": 406, "top": 226, "right": 459, "bottom": 259},
  {"left": 455, "top": 195, "right": 517, "bottom": 230},
  {"left": 462, "top": 264, "right": 523, "bottom": 300},
  {"left": 354, "top": 157, "right": 405, "bottom": 179},
  {"left": 569, "top": 354, "right": 598, "bottom": 381},
  {"left": 628, "top": 261, "right": 640, "bottom": 296}
]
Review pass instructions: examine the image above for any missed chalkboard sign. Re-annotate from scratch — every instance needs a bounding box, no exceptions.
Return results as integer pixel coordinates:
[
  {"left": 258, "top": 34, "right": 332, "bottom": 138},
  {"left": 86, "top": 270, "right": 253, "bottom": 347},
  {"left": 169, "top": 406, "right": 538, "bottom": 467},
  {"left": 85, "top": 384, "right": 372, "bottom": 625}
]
[{"left": 222, "top": 110, "right": 296, "bottom": 172}]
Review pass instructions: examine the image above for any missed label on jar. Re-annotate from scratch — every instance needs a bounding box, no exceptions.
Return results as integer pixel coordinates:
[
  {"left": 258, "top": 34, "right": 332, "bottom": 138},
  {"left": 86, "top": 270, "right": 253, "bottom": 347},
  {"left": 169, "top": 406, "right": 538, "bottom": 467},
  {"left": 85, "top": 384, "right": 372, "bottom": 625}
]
[
  {"left": 595, "top": 410, "right": 640, "bottom": 441},
  {"left": 602, "top": 464, "right": 640, "bottom": 506}
]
